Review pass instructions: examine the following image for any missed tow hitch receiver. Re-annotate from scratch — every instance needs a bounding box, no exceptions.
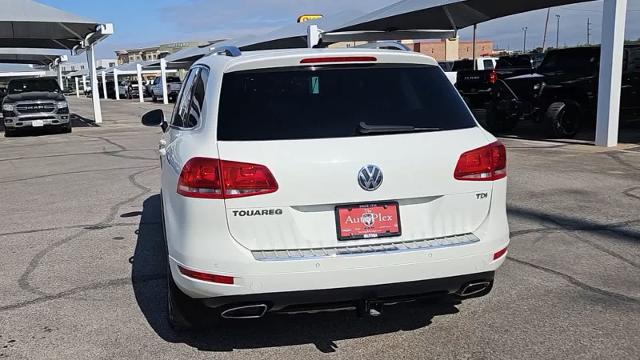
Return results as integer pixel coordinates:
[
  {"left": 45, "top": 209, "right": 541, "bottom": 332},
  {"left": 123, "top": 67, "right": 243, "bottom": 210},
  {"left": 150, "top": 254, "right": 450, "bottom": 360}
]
[{"left": 358, "top": 300, "right": 384, "bottom": 317}]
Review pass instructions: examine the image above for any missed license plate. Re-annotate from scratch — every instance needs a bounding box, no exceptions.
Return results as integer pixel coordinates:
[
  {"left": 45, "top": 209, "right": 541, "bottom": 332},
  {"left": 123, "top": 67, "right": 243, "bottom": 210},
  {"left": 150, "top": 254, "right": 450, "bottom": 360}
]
[
  {"left": 31, "top": 120, "right": 44, "bottom": 127},
  {"left": 335, "top": 202, "right": 401, "bottom": 241}
]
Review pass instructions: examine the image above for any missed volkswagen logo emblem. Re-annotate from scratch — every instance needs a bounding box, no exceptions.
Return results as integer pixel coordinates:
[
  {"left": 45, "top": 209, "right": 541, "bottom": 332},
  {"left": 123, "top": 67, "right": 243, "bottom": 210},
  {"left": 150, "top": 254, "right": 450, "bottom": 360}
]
[{"left": 358, "top": 165, "right": 383, "bottom": 191}]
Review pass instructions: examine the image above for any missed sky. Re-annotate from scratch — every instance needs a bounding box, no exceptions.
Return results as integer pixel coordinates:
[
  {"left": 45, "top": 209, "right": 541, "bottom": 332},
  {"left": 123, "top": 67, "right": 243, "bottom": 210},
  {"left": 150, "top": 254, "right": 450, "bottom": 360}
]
[{"left": 38, "top": 0, "right": 640, "bottom": 61}]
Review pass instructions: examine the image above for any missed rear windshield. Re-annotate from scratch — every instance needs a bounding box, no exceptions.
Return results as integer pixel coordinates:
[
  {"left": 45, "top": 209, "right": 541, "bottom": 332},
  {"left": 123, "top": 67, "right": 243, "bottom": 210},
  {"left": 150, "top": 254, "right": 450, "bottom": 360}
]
[
  {"left": 217, "top": 64, "right": 476, "bottom": 141},
  {"left": 8, "top": 78, "right": 59, "bottom": 94},
  {"left": 166, "top": 77, "right": 181, "bottom": 83},
  {"left": 451, "top": 60, "right": 473, "bottom": 71},
  {"left": 497, "top": 56, "right": 532, "bottom": 69}
]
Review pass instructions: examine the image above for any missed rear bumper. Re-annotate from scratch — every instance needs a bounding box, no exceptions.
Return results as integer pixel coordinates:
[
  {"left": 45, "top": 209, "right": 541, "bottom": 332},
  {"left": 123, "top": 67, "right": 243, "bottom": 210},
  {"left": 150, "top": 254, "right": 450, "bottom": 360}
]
[
  {"left": 201, "top": 271, "right": 495, "bottom": 313},
  {"left": 169, "top": 238, "right": 508, "bottom": 301}
]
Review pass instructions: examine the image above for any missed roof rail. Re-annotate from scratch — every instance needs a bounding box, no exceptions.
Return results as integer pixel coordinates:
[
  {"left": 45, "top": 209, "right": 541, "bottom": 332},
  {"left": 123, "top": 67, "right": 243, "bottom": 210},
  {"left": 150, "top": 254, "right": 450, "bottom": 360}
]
[{"left": 209, "top": 45, "right": 242, "bottom": 57}]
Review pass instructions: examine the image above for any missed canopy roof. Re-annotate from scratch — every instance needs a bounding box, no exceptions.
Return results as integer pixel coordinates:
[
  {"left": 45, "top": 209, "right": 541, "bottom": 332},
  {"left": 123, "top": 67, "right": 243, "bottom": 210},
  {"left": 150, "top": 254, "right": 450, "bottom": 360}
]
[
  {"left": 0, "top": 0, "right": 111, "bottom": 50},
  {"left": 230, "top": 10, "right": 365, "bottom": 51},
  {"left": 0, "top": 63, "right": 51, "bottom": 78},
  {"left": 0, "top": 48, "right": 66, "bottom": 65},
  {"left": 334, "top": 0, "right": 595, "bottom": 33}
]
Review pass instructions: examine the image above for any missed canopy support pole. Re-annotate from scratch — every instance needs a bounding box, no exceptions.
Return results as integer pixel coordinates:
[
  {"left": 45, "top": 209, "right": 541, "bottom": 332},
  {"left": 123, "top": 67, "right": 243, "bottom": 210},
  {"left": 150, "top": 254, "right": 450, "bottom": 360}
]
[
  {"left": 114, "top": 69, "right": 120, "bottom": 100},
  {"left": 595, "top": 0, "right": 627, "bottom": 147},
  {"left": 75, "top": 77, "right": 79, "bottom": 98},
  {"left": 101, "top": 71, "right": 107, "bottom": 99},
  {"left": 160, "top": 59, "right": 169, "bottom": 105},
  {"left": 136, "top": 63, "right": 144, "bottom": 103},
  {"left": 472, "top": 24, "right": 477, "bottom": 70},
  {"left": 307, "top": 25, "right": 321, "bottom": 48},
  {"left": 57, "top": 65, "right": 63, "bottom": 91},
  {"left": 82, "top": 75, "right": 87, "bottom": 95},
  {"left": 86, "top": 44, "right": 102, "bottom": 124}
]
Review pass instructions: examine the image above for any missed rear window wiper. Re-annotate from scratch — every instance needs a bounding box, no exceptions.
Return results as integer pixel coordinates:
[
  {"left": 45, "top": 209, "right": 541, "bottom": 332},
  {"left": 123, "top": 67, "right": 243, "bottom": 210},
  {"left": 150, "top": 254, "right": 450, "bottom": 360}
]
[{"left": 357, "top": 122, "right": 442, "bottom": 135}]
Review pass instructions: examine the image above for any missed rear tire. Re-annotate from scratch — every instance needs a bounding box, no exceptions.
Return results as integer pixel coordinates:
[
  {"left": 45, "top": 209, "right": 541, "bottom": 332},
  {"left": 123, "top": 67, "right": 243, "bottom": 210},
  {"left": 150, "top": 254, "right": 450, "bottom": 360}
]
[
  {"left": 152, "top": 92, "right": 157, "bottom": 102},
  {"left": 485, "top": 105, "right": 518, "bottom": 133},
  {"left": 167, "top": 267, "right": 197, "bottom": 331},
  {"left": 545, "top": 101, "right": 581, "bottom": 138}
]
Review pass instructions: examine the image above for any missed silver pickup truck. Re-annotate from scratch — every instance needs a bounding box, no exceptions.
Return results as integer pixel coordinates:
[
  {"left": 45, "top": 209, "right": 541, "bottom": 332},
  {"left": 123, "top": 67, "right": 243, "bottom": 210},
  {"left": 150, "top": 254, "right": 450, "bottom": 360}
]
[
  {"left": 150, "top": 76, "right": 182, "bottom": 102},
  {"left": 1, "top": 78, "right": 71, "bottom": 137}
]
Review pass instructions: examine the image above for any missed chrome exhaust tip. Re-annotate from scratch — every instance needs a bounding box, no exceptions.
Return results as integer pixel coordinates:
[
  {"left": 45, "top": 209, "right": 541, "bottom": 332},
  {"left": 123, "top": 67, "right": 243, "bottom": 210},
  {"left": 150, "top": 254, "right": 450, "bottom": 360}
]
[
  {"left": 221, "top": 304, "right": 269, "bottom": 319},
  {"left": 457, "top": 281, "right": 492, "bottom": 297}
]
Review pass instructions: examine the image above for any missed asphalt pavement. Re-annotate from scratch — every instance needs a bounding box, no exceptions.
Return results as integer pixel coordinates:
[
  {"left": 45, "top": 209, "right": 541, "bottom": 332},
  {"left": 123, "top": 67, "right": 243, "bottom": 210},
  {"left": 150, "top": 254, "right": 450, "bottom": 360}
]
[{"left": 0, "top": 97, "right": 638, "bottom": 359}]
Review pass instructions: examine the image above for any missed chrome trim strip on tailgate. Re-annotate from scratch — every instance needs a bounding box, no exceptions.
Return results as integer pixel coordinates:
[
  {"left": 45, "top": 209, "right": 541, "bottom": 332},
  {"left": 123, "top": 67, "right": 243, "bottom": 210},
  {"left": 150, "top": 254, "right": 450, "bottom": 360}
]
[{"left": 251, "top": 233, "right": 480, "bottom": 261}]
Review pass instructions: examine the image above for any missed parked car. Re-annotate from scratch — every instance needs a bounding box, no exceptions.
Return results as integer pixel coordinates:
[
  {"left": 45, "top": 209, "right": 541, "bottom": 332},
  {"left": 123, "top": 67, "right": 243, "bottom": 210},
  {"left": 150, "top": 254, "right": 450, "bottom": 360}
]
[
  {"left": 1, "top": 78, "right": 71, "bottom": 136},
  {"left": 485, "top": 45, "right": 640, "bottom": 137},
  {"left": 118, "top": 80, "right": 142, "bottom": 99},
  {"left": 456, "top": 54, "right": 539, "bottom": 109},
  {"left": 141, "top": 47, "right": 510, "bottom": 330},
  {"left": 150, "top": 76, "right": 182, "bottom": 102},
  {"left": 443, "top": 57, "right": 498, "bottom": 85}
]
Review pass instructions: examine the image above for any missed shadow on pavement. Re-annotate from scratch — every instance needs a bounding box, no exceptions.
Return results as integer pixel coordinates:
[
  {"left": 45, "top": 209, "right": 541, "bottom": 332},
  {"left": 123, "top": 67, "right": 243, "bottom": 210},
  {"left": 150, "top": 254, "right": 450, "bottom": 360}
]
[
  {"left": 474, "top": 109, "right": 640, "bottom": 145},
  {"left": 131, "top": 195, "right": 461, "bottom": 353}
]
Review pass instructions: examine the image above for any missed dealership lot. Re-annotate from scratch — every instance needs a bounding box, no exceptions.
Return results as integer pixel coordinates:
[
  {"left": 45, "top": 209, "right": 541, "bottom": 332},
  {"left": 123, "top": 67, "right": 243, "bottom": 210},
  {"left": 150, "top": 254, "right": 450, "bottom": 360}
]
[{"left": 0, "top": 97, "right": 638, "bottom": 359}]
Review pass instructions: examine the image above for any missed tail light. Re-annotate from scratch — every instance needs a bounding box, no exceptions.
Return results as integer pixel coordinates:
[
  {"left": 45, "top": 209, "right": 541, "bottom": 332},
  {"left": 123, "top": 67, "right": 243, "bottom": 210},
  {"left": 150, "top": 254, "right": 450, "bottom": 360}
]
[
  {"left": 454, "top": 142, "right": 507, "bottom": 181},
  {"left": 488, "top": 70, "right": 498, "bottom": 84},
  {"left": 177, "top": 157, "right": 278, "bottom": 199}
]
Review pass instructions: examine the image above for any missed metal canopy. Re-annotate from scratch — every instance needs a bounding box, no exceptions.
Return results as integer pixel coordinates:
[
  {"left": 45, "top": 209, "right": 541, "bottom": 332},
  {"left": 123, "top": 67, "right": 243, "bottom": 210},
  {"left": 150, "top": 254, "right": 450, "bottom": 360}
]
[
  {"left": 0, "top": 48, "right": 66, "bottom": 65},
  {"left": 0, "top": 63, "right": 49, "bottom": 77},
  {"left": 0, "top": 0, "right": 109, "bottom": 50},
  {"left": 333, "top": 0, "right": 595, "bottom": 32},
  {"left": 233, "top": 10, "right": 365, "bottom": 50},
  {"left": 152, "top": 11, "right": 368, "bottom": 68}
]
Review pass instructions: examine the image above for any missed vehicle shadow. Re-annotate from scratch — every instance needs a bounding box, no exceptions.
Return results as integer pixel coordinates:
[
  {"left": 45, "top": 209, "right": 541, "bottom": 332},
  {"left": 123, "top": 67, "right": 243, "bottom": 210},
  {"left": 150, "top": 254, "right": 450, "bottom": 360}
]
[
  {"left": 474, "top": 109, "right": 640, "bottom": 146},
  {"left": 131, "top": 194, "right": 462, "bottom": 353}
]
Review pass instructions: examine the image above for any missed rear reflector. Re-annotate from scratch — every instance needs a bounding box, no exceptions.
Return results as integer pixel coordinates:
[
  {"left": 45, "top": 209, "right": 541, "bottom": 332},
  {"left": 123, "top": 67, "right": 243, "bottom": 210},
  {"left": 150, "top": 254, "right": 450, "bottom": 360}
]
[
  {"left": 178, "top": 265, "right": 234, "bottom": 285},
  {"left": 493, "top": 247, "right": 508, "bottom": 260},
  {"left": 177, "top": 158, "right": 278, "bottom": 199},
  {"left": 454, "top": 141, "right": 507, "bottom": 181},
  {"left": 300, "top": 56, "right": 377, "bottom": 64}
]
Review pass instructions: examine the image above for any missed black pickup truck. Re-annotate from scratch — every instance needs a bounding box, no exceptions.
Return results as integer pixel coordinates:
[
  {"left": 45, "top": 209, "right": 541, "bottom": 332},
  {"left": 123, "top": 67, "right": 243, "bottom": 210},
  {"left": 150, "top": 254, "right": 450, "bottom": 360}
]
[
  {"left": 485, "top": 46, "right": 640, "bottom": 137},
  {"left": 456, "top": 54, "right": 540, "bottom": 109}
]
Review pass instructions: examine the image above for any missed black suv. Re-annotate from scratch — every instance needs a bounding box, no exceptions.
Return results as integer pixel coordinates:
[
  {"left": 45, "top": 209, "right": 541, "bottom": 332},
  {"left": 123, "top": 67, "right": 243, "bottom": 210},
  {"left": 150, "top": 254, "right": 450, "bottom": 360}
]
[
  {"left": 1, "top": 78, "right": 71, "bottom": 137},
  {"left": 486, "top": 46, "right": 640, "bottom": 137}
]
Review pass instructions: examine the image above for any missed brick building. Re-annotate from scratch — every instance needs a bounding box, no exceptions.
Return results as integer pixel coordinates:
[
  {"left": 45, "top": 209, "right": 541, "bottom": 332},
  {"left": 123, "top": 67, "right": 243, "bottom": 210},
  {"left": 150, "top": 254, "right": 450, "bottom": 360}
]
[{"left": 405, "top": 38, "right": 494, "bottom": 61}]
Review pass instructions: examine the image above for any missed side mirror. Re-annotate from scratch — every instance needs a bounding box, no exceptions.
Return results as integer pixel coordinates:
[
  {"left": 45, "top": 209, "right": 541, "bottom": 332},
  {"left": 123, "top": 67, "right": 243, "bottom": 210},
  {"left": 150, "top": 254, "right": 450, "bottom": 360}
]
[{"left": 141, "top": 109, "right": 167, "bottom": 132}]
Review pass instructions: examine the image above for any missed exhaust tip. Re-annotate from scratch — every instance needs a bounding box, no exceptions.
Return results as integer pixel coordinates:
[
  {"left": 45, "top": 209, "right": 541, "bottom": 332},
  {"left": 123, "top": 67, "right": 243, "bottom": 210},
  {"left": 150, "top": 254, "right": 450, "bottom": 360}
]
[
  {"left": 457, "top": 281, "right": 492, "bottom": 297},
  {"left": 221, "top": 304, "right": 269, "bottom": 319}
]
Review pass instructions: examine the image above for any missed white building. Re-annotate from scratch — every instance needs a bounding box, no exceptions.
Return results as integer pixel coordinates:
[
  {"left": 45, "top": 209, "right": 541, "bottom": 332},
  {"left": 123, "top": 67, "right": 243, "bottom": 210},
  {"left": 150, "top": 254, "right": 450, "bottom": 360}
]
[{"left": 60, "top": 58, "right": 117, "bottom": 74}]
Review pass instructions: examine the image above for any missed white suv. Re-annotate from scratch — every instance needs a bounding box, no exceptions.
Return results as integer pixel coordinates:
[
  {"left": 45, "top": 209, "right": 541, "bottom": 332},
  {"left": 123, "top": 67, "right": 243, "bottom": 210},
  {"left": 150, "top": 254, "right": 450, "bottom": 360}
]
[{"left": 142, "top": 47, "right": 510, "bottom": 330}]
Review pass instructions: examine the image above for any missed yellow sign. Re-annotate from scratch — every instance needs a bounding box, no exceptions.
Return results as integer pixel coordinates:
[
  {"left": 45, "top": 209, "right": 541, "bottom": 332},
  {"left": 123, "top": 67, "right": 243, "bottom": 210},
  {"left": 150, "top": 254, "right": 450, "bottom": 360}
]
[{"left": 297, "top": 14, "right": 323, "bottom": 23}]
